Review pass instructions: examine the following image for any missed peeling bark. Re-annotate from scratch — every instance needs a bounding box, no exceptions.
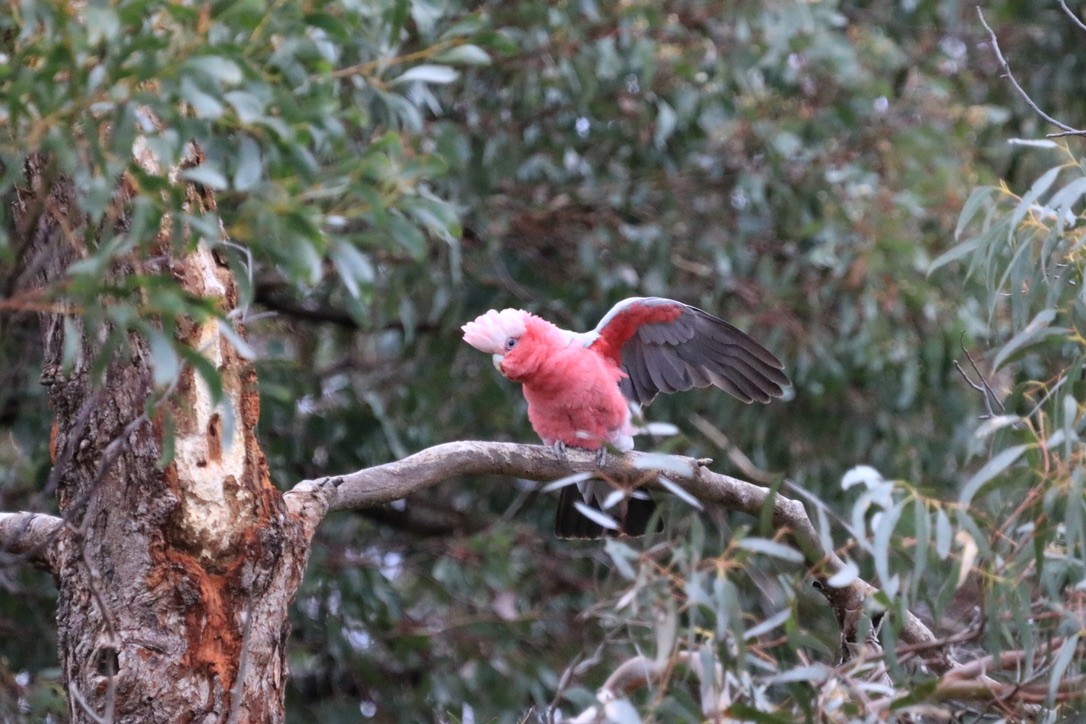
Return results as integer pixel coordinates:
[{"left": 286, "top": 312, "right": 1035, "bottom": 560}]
[{"left": 16, "top": 158, "right": 314, "bottom": 723}]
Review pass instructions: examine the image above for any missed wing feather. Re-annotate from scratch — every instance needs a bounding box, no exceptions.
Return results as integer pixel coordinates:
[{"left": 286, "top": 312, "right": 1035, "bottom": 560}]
[
  {"left": 619, "top": 341, "right": 654, "bottom": 403},
  {"left": 703, "top": 369, "right": 756, "bottom": 404},
  {"left": 639, "top": 317, "right": 696, "bottom": 345},
  {"left": 714, "top": 361, "right": 774, "bottom": 403},
  {"left": 642, "top": 348, "right": 676, "bottom": 397},
  {"left": 641, "top": 346, "right": 693, "bottom": 393},
  {"left": 686, "top": 342, "right": 787, "bottom": 399},
  {"left": 590, "top": 297, "right": 790, "bottom": 406},
  {"left": 685, "top": 364, "right": 712, "bottom": 387},
  {"left": 691, "top": 312, "right": 785, "bottom": 369},
  {"left": 728, "top": 355, "right": 787, "bottom": 399},
  {"left": 692, "top": 332, "right": 790, "bottom": 386}
]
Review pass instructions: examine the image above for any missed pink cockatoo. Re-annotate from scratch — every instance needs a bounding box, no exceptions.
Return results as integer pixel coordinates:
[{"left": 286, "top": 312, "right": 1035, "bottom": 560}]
[{"left": 462, "top": 297, "right": 789, "bottom": 538}]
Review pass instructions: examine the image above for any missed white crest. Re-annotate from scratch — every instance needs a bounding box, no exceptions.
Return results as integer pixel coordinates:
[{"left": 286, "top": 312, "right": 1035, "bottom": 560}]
[{"left": 461, "top": 308, "right": 529, "bottom": 354}]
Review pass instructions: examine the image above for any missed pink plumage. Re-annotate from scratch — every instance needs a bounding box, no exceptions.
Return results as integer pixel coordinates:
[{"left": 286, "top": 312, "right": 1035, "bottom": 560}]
[{"left": 462, "top": 297, "right": 789, "bottom": 537}]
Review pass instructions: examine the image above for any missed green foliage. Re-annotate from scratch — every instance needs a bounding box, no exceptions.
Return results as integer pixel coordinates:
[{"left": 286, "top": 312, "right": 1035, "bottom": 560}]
[
  {"left": 2, "top": 0, "right": 1086, "bottom": 720},
  {"left": 926, "top": 147, "right": 1086, "bottom": 701},
  {"left": 1, "top": 0, "right": 477, "bottom": 392}
]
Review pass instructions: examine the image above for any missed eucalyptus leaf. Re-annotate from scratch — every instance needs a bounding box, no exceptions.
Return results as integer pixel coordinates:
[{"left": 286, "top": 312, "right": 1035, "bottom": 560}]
[
  {"left": 1009, "top": 165, "right": 1061, "bottom": 239},
  {"left": 234, "top": 136, "right": 262, "bottom": 191},
  {"left": 539, "top": 471, "right": 593, "bottom": 493},
  {"left": 181, "top": 164, "right": 229, "bottom": 191},
  {"left": 960, "top": 444, "right": 1030, "bottom": 503},
  {"left": 744, "top": 608, "right": 792, "bottom": 640},
  {"left": 331, "top": 242, "right": 375, "bottom": 299},
  {"left": 572, "top": 502, "right": 619, "bottom": 531},
  {"left": 146, "top": 327, "right": 180, "bottom": 387},
  {"left": 953, "top": 186, "right": 998, "bottom": 240},
  {"left": 736, "top": 537, "right": 804, "bottom": 564},
  {"left": 434, "top": 44, "right": 491, "bottom": 66},
  {"left": 826, "top": 560, "right": 859, "bottom": 587},
  {"left": 182, "top": 56, "right": 243, "bottom": 85},
  {"left": 992, "top": 309, "right": 1062, "bottom": 370},
  {"left": 656, "top": 475, "right": 703, "bottom": 510},
  {"left": 390, "top": 64, "right": 459, "bottom": 85}
]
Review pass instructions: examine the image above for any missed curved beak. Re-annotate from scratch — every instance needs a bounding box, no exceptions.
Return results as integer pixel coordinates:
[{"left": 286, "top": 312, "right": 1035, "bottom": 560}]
[{"left": 491, "top": 354, "right": 504, "bottom": 372}]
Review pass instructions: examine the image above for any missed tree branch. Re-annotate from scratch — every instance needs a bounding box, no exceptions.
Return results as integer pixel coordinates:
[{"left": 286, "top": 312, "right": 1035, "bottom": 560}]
[
  {"left": 977, "top": 7, "right": 1086, "bottom": 138},
  {"left": 286, "top": 440, "right": 954, "bottom": 674},
  {"left": 0, "top": 511, "right": 64, "bottom": 572},
  {"left": 1058, "top": 0, "right": 1086, "bottom": 34},
  {"left": 253, "top": 280, "right": 439, "bottom": 334}
]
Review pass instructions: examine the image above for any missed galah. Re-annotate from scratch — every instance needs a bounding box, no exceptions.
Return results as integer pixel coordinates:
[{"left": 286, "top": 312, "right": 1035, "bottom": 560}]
[{"left": 462, "top": 297, "right": 789, "bottom": 538}]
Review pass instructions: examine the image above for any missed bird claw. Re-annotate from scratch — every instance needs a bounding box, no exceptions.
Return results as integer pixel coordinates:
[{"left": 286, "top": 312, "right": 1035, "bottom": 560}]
[{"left": 551, "top": 441, "right": 607, "bottom": 467}]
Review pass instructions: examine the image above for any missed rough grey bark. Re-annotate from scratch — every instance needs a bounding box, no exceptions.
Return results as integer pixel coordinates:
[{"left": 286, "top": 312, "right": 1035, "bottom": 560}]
[{"left": 14, "top": 155, "right": 316, "bottom": 723}]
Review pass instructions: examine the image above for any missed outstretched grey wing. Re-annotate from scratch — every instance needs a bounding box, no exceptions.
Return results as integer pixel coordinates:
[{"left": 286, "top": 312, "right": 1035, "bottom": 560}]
[{"left": 591, "top": 297, "right": 790, "bottom": 406}]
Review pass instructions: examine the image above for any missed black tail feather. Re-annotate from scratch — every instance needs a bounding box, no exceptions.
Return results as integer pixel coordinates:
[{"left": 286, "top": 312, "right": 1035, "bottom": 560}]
[{"left": 554, "top": 485, "right": 659, "bottom": 539}]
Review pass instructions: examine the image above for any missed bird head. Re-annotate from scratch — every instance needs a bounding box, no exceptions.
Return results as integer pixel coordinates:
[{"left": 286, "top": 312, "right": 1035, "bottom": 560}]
[{"left": 461, "top": 308, "right": 530, "bottom": 375}]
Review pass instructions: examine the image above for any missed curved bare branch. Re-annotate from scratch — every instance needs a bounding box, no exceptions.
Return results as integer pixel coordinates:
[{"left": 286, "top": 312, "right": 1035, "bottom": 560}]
[
  {"left": 977, "top": 7, "right": 1086, "bottom": 138},
  {"left": 286, "top": 440, "right": 954, "bottom": 674},
  {"left": 1058, "top": 0, "right": 1086, "bottom": 34}
]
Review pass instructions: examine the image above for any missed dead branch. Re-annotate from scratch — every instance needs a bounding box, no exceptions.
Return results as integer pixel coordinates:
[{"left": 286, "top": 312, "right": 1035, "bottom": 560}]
[
  {"left": 12, "top": 437, "right": 1070, "bottom": 708},
  {"left": 869, "top": 636, "right": 1086, "bottom": 713}
]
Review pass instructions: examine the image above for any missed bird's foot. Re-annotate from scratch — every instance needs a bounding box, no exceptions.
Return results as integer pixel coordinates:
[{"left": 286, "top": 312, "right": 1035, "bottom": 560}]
[
  {"left": 552, "top": 440, "right": 569, "bottom": 464},
  {"left": 594, "top": 447, "right": 608, "bottom": 467}
]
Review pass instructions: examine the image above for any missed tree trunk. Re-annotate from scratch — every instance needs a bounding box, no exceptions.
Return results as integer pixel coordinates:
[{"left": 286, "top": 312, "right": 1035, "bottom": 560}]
[{"left": 16, "top": 156, "right": 314, "bottom": 723}]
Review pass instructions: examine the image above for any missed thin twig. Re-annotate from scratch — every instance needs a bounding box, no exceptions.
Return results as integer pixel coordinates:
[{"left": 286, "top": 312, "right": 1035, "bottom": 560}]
[
  {"left": 68, "top": 681, "right": 110, "bottom": 724},
  {"left": 328, "top": 38, "right": 464, "bottom": 79},
  {"left": 976, "top": 7, "right": 1086, "bottom": 137},
  {"left": 953, "top": 334, "right": 1007, "bottom": 419},
  {"left": 78, "top": 541, "right": 119, "bottom": 724},
  {"left": 226, "top": 603, "right": 255, "bottom": 724},
  {"left": 1058, "top": 0, "right": 1086, "bottom": 34}
]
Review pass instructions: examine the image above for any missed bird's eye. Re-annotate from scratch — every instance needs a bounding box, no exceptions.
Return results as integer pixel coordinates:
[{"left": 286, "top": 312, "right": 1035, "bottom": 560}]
[{"left": 504, "top": 337, "right": 517, "bottom": 351}]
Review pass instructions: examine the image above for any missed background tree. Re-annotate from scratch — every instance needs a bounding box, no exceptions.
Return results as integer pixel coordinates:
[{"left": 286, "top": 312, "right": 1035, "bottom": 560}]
[{"left": 1, "top": 0, "right": 1085, "bottom": 721}]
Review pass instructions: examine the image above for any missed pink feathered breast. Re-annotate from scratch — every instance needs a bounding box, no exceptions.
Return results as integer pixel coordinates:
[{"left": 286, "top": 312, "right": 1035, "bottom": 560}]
[{"left": 501, "top": 318, "right": 632, "bottom": 450}]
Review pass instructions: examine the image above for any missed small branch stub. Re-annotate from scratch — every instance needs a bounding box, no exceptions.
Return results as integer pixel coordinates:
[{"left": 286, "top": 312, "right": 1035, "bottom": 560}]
[{"left": 0, "top": 511, "right": 64, "bottom": 572}]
